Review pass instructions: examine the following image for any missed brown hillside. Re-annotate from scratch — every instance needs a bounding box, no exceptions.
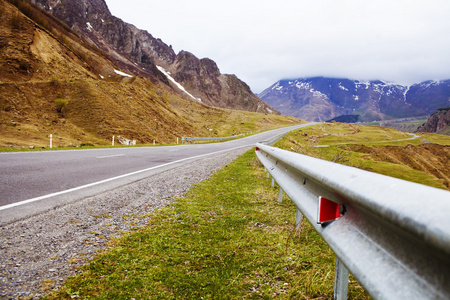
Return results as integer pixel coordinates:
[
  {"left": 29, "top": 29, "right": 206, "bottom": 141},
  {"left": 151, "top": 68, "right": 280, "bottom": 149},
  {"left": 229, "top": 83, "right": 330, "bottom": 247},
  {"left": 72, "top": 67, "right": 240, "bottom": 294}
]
[
  {"left": 29, "top": 0, "right": 277, "bottom": 114},
  {"left": 347, "top": 143, "right": 450, "bottom": 189},
  {"left": 0, "top": 0, "right": 303, "bottom": 148},
  {"left": 277, "top": 123, "right": 450, "bottom": 190},
  {"left": 1, "top": 0, "right": 118, "bottom": 81},
  {"left": 0, "top": 77, "right": 302, "bottom": 148}
]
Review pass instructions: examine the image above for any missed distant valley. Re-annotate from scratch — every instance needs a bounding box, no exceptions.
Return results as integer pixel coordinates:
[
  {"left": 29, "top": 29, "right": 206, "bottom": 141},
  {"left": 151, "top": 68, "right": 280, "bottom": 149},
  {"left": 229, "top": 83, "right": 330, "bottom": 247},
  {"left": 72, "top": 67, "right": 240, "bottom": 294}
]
[{"left": 259, "top": 77, "right": 450, "bottom": 122}]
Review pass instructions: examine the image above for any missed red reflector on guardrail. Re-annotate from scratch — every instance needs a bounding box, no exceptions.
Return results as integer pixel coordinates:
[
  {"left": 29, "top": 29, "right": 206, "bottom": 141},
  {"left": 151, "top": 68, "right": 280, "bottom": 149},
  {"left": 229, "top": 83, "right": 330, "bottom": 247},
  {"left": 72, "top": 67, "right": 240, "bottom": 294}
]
[
  {"left": 317, "top": 196, "right": 341, "bottom": 224},
  {"left": 255, "top": 147, "right": 260, "bottom": 151}
]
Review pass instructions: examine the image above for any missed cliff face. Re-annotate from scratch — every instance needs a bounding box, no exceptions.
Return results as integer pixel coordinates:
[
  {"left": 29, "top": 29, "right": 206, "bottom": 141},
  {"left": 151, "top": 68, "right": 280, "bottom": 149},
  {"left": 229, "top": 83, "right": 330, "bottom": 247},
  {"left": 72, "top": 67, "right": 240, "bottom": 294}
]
[
  {"left": 31, "top": 0, "right": 277, "bottom": 114},
  {"left": 416, "top": 108, "right": 450, "bottom": 135},
  {"left": 170, "top": 51, "right": 274, "bottom": 112},
  {"left": 1, "top": 0, "right": 118, "bottom": 82},
  {"left": 259, "top": 77, "right": 450, "bottom": 122}
]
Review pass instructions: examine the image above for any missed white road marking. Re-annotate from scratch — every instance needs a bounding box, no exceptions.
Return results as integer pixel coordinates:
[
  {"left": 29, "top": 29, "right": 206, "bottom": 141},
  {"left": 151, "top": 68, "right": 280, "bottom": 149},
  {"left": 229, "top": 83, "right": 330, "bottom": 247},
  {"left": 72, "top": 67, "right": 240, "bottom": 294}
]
[
  {"left": 0, "top": 145, "right": 251, "bottom": 211},
  {"left": 97, "top": 154, "right": 125, "bottom": 159}
]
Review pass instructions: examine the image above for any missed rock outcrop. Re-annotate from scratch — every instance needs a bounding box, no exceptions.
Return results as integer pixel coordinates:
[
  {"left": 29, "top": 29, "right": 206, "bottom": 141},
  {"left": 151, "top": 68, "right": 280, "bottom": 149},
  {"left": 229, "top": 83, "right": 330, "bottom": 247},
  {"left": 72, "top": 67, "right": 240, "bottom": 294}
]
[{"left": 416, "top": 108, "right": 450, "bottom": 135}]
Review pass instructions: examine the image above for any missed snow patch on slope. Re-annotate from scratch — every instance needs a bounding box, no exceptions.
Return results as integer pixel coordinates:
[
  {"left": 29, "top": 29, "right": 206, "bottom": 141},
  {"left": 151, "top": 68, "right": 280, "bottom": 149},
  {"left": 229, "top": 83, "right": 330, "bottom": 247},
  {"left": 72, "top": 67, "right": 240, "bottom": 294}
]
[
  {"left": 156, "top": 66, "right": 202, "bottom": 102},
  {"left": 295, "top": 81, "right": 312, "bottom": 90},
  {"left": 272, "top": 82, "right": 283, "bottom": 91},
  {"left": 293, "top": 80, "right": 327, "bottom": 99},
  {"left": 403, "top": 85, "right": 411, "bottom": 103},
  {"left": 114, "top": 69, "right": 133, "bottom": 78},
  {"left": 338, "top": 82, "right": 349, "bottom": 91},
  {"left": 420, "top": 80, "right": 441, "bottom": 89},
  {"left": 355, "top": 80, "right": 371, "bottom": 90}
]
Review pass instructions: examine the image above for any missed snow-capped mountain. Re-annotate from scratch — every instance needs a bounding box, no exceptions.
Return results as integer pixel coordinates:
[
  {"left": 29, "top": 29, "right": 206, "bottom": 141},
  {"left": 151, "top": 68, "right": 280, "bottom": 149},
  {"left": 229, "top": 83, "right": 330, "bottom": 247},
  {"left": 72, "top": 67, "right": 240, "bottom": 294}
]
[{"left": 258, "top": 77, "right": 450, "bottom": 122}]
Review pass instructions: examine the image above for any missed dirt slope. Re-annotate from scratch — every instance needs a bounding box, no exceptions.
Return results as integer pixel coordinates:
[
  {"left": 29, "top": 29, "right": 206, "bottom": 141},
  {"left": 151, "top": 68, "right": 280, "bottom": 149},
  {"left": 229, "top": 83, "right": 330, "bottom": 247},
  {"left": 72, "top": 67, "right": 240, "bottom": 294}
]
[
  {"left": 278, "top": 123, "right": 450, "bottom": 190},
  {"left": 0, "top": 0, "right": 302, "bottom": 148},
  {"left": 348, "top": 143, "right": 450, "bottom": 189}
]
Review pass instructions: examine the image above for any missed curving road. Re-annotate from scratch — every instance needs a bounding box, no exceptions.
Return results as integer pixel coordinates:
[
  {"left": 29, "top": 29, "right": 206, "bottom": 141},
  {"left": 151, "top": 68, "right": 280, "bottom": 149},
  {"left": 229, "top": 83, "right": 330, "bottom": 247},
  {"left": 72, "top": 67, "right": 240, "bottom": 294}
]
[{"left": 0, "top": 124, "right": 312, "bottom": 224}]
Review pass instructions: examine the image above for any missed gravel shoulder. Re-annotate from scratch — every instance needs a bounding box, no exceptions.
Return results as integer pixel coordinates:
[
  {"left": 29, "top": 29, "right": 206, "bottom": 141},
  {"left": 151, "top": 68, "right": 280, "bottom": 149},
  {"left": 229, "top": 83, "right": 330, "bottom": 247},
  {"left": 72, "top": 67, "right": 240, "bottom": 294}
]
[{"left": 0, "top": 148, "right": 249, "bottom": 299}]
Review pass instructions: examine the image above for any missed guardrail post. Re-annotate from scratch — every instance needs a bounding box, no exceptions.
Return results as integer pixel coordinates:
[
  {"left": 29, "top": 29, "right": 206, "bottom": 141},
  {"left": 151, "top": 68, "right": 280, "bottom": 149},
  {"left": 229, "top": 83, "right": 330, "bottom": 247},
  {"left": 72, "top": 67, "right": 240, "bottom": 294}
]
[
  {"left": 266, "top": 171, "right": 270, "bottom": 179},
  {"left": 271, "top": 177, "right": 275, "bottom": 188},
  {"left": 278, "top": 187, "right": 283, "bottom": 203},
  {"left": 256, "top": 142, "right": 450, "bottom": 299},
  {"left": 334, "top": 257, "right": 349, "bottom": 300},
  {"left": 296, "top": 209, "right": 303, "bottom": 228}
]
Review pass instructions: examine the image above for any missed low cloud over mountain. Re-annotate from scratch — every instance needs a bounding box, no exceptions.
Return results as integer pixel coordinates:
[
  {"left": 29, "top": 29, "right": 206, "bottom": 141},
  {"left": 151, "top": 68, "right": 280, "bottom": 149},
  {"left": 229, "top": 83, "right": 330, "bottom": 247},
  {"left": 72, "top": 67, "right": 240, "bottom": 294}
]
[{"left": 259, "top": 77, "right": 450, "bottom": 122}]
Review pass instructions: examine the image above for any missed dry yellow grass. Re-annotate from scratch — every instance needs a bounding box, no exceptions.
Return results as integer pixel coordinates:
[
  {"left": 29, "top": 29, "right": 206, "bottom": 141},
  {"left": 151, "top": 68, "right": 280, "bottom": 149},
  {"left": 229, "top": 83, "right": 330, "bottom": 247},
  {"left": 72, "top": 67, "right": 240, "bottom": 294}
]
[
  {"left": 0, "top": 0, "right": 304, "bottom": 149},
  {"left": 0, "top": 77, "right": 303, "bottom": 148}
]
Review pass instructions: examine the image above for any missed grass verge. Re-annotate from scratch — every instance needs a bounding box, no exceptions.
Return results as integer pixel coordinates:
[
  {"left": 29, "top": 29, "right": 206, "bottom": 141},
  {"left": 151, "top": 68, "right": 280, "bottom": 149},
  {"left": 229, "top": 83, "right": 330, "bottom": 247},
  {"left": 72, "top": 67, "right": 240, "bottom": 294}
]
[
  {"left": 276, "top": 123, "right": 449, "bottom": 190},
  {"left": 45, "top": 150, "right": 368, "bottom": 299}
]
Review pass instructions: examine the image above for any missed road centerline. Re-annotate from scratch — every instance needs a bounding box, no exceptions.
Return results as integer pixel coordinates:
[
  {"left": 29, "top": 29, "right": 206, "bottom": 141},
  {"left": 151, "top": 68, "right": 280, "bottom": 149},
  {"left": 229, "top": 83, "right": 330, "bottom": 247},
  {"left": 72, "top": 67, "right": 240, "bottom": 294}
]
[{"left": 96, "top": 154, "right": 125, "bottom": 159}]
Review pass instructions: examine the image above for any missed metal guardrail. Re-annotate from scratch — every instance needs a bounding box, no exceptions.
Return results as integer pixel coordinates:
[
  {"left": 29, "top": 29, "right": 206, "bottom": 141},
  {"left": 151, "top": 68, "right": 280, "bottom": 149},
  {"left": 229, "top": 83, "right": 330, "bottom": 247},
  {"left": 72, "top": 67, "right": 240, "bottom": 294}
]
[
  {"left": 182, "top": 134, "right": 243, "bottom": 143},
  {"left": 255, "top": 142, "right": 450, "bottom": 300}
]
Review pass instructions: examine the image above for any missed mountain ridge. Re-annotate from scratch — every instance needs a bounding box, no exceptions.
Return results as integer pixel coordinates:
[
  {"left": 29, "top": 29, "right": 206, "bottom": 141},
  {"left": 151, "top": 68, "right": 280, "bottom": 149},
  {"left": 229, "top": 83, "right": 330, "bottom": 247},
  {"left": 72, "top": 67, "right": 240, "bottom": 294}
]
[
  {"left": 259, "top": 77, "right": 450, "bottom": 122},
  {"left": 0, "top": 0, "right": 298, "bottom": 148},
  {"left": 30, "top": 0, "right": 277, "bottom": 114}
]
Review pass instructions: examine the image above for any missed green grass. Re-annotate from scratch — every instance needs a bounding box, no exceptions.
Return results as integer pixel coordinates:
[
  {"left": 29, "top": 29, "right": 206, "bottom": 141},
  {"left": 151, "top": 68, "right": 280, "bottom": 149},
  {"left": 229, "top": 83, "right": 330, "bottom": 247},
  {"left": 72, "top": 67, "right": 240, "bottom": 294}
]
[
  {"left": 276, "top": 123, "right": 449, "bottom": 190},
  {"left": 40, "top": 122, "right": 448, "bottom": 299},
  {"left": 45, "top": 150, "right": 369, "bottom": 299},
  {"left": 359, "top": 160, "right": 445, "bottom": 188},
  {"left": 293, "top": 123, "right": 414, "bottom": 146},
  {"left": 418, "top": 132, "right": 450, "bottom": 145}
]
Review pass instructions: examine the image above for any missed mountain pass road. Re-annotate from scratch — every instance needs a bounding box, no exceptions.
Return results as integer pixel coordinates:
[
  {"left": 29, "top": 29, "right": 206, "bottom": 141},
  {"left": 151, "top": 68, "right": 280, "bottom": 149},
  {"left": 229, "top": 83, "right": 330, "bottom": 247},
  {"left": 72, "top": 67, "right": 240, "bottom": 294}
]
[{"left": 0, "top": 124, "right": 313, "bottom": 224}]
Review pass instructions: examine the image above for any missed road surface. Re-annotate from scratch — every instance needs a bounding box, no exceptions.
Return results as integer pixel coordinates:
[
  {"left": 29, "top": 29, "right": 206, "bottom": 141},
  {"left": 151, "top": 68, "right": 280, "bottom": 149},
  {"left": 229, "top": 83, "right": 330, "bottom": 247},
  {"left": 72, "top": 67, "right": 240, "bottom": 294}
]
[{"left": 0, "top": 124, "right": 312, "bottom": 224}]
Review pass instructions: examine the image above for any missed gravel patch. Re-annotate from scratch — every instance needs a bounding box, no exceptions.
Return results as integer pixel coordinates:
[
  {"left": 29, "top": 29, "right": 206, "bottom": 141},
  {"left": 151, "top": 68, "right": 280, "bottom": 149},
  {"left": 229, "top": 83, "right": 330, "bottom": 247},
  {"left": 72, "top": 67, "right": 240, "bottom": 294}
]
[{"left": 0, "top": 148, "right": 249, "bottom": 299}]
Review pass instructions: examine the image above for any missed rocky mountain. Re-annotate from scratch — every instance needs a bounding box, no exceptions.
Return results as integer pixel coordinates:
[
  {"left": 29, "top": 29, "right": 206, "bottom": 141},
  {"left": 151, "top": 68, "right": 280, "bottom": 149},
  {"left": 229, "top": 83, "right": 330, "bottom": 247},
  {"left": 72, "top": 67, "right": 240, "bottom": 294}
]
[
  {"left": 416, "top": 108, "right": 450, "bottom": 135},
  {"left": 30, "top": 0, "right": 276, "bottom": 114},
  {"left": 259, "top": 77, "right": 450, "bottom": 122},
  {"left": 0, "top": 0, "right": 297, "bottom": 148}
]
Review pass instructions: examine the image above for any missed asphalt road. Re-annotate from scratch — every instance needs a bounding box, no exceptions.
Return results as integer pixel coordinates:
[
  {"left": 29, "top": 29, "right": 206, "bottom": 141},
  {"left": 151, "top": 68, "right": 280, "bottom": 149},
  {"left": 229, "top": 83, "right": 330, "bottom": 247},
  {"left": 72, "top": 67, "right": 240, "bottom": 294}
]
[{"left": 0, "top": 124, "right": 312, "bottom": 224}]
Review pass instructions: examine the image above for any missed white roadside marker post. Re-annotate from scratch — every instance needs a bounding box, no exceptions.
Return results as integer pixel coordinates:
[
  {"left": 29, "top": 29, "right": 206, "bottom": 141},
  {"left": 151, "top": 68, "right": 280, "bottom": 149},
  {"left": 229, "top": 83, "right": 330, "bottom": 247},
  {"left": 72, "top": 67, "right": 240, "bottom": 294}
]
[
  {"left": 49, "top": 134, "right": 52, "bottom": 149},
  {"left": 112, "top": 136, "right": 115, "bottom": 146}
]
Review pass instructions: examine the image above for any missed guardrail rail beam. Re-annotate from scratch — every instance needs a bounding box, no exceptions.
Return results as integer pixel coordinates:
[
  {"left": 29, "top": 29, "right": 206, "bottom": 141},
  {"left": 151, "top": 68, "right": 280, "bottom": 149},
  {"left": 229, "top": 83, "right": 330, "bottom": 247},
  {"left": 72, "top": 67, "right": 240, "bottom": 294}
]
[{"left": 256, "top": 143, "right": 450, "bottom": 300}]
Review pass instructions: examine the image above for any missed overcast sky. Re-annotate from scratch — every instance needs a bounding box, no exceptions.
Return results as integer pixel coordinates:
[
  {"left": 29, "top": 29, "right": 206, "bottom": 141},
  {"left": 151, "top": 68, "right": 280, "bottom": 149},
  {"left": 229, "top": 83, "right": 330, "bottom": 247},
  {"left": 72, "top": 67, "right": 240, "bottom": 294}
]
[{"left": 105, "top": 0, "right": 450, "bottom": 93}]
